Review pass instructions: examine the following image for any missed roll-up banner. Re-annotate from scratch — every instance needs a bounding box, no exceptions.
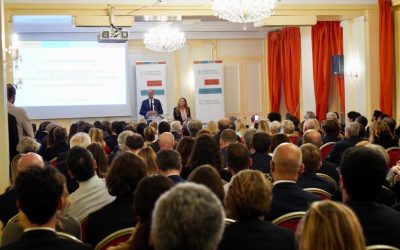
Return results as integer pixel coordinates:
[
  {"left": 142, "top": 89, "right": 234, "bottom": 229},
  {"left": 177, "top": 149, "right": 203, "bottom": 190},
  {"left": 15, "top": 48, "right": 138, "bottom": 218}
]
[
  {"left": 193, "top": 60, "right": 225, "bottom": 122},
  {"left": 135, "top": 61, "right": 167, "bottom": 120}
]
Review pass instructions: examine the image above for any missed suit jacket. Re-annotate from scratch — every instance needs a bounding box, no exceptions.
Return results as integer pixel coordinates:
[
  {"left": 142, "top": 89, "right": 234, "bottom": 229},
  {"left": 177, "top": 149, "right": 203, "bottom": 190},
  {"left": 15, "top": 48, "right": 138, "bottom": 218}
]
[
  {"left": 0, "top": 189, "right": 18, "bottom": 226},
  {"left": 218, "top": 219, "right": 295, "bottom": 250},
  {"left": 139, "top": 99, "right": 163, "bottom": 119},
  {"left": 297, "top": 172, "right": 336, "bottom": 194},
  {"left": 318, "top": 160, "right": 339, "bottom": 184},
  {"left": 0, "top": 229, "right": 92, "bottom": 250},
  {"left": 149, "top": 140, "right": 160, "bottom": 153},
  {"left": 84, "top": 195, "right": 136, "bottom": 247},
  {"left": 348, "top": 200, "right": 400, "bottom": 248},
  {"left": 328, "top": 136, "right": 362, "bottom": 164},
  {"left": 173, "top": 107, "right": 191, "bottom": 123},
  {"left": 8, "top": 113, "right": 19, "bottom": 161},
  {"left": 251, "top": 152, "right": 272, "bottom": 174},
  {"left": 267, "top": 182, "right": 321, "bottom": 221},
  {"left": 322, "top": 134, "right": 342, "bottom": 144}
]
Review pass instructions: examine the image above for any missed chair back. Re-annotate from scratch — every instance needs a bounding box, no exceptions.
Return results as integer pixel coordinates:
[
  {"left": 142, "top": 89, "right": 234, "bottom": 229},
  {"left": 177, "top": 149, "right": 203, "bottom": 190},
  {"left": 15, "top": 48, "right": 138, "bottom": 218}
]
[
  {"left": 7, "top": 213, "right": 19, "bottom": 225},
  {"left": 386, "top": 147, "right": 400, "bottom": 169},
  {"left": 288, "top": 135, "right": 300, "bottom": 145},
  {"left": 80, "top": 215, "right": 89, "bottom": 241},
  {"left": 303, "top": 187, "right": 332, "bottom": 200},
  {"left": 224, "top": 218, "right": 236, "bottom": 225},
  {"left": 316, "top": 173, "right": 337, "bottom": 190},
  {"left": 272, "top": 211, "right": 306, "bottom": 232},
  {"left": 57, "top": 232, "right": 82, "bottom": 243},
  {"left": 95, "top": 227, "right": 134, "bottom": 250},
  {"left": 49, "top": 157, "right": 58, "bottom": 167},
  {"left": 366, "top": 245, "right": 400, "bottom": 250},
  {"left": 320, "top": 142, "right": 335, "bottom": 160}
]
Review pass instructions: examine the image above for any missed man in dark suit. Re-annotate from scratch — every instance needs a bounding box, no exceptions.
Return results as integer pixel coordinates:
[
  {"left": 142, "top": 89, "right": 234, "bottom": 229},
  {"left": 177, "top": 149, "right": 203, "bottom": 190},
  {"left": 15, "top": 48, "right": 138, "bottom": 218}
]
[
  {"left": 250, "top": 132, "right": 272, "bottom": 174},
  {"left": 328, "top": 122, "right": 362, "bottom": 164},
  {"left": 219, "top": 129, "right": 237, "bottom": 168},
  {"left": 139, "top": 89, "right": 163, "bottom": 121},
  {"left": 267, "top": 143, "right": 320, "bottom": 221},
  {"left": 341, "top": 147, "right": 400, "bottom": 248},
  {"left": 0, "top": 166, "right": 91, "bottom": 250},
  {"left": 156, "top": 149, "right": 185, "bottom": 184}
]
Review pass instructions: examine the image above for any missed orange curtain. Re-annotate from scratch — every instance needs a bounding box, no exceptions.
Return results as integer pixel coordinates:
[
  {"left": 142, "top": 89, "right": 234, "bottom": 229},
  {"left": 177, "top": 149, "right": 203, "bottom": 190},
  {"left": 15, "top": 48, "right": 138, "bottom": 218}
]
[
  {"left": 268, "top": 31, "right": 281, "bottom": 112},
  {"left": 379, "top": 0, "right": 394, "bottom": 117},
  {"left": 280, "top": 27, "right": 301, "bottom": 118}
]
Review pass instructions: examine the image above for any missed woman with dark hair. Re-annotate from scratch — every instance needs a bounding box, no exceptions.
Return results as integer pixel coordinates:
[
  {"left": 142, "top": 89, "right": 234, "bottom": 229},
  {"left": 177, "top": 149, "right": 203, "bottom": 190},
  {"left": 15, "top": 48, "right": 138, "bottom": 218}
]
[
  {"left": 40, "top": 126, "right": 69, "bottom": 162},
  {"left": 87, "top": 142, "right": 109, "bottom": 178},
  {"left": 270, "top": 133, "right": 290, "bottom": 154},
  {"left": 187, "top": 165, "right": 225, "bottom": 202},
  {"left": 175, "top": 137, "right": 195, "bottom": 168},
  {"left": 173, "top": 97, "right": 191, "bottom": 124},
  {"left": 84, "top": 152, "right": 147, "bottom": 247},
  {"left": 181, "top": 134, "right": 230, "bottom": 181},
  {"left": 108, "top": 175, "right": 174, "bottom": 250},
  {"left": 370, "top": 120, "right": 399, "bottom": 149},
  {"left": 68, "top": 123, "right": 79, "bottom": 142}
]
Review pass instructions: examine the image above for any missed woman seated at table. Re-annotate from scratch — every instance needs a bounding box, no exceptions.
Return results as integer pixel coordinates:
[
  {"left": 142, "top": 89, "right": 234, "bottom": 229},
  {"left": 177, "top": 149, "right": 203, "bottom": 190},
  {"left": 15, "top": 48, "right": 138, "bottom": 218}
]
[{"left": 173, "top": 97, "right": 191, "bottom": 124}]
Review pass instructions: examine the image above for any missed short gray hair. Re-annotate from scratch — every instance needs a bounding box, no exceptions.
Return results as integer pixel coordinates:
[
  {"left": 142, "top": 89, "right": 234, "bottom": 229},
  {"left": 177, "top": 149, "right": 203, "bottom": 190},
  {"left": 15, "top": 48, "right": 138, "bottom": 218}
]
[
  {"left": 170, "top": 120, "right": 182, "bottom": 133},
  {"left": 243, "top": 128, "right": 257, "bottom": 150},
  {"left": 269, "top": 121, "right": 281, "bottom": 134},
  {"left": 326, "top": 112, "right": 338, "bottom": 120},
  {"left": 187, "top": 119, "right": 203, "bottom": 137},
  {"left": 117, "top": 130, "right": 135, "bottom": 150},
  {"left": 17, "top": 137, "right": 41, "bottom": 153},
  {"left": 69, "top": 132, "right": 91, "bottom": 148},
  {"left": 346, "top": 122, "right": 360, "bottom": 137},
  {"left": 281, "top": 120, "right": 295, "bottom": 134},
  {"left": 152, "top": 183, "right": 225, "bottom": 250}
]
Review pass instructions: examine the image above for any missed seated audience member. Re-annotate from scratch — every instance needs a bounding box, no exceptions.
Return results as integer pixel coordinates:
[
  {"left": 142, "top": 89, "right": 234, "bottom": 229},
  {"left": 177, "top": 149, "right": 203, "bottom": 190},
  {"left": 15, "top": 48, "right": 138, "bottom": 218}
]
[
  {"left": 297, "top": 119, "right": 320, "bottom": 146},
  {"left": 258, "top": 120, "right": 271, "bottom": 134},
  {"left": 214, "top": 118, "right": 231, "bottom": 142},
  {"left": 243, "top": 128, "right": 257, "bottom": 153},
  {"left": 156, "top": 150, "right": 185, "bottom": 184},
  {"left": 297, "top": 144, "right": 336, "bottom": 194},
  {"left": 137, "top": 146, "right": 158, "bottom": 175},
  {"left": 173, "top": 97, "right": 191, "bottom": 125},
  {"left": 16, "top": 137, "right": 40, "bottom": 154},
  {"left": 0, "top": 153, "right": 44, "bottom": 228},
  {"left": 135, "top": 122, "right": 147, "bottom": 138},
  {"left": 268, "top": 112, "right": 282, "bottom": 122},
  {"left": 369, "top": 120, "right": 399, "bottom": 149},
  {"left": 7, "top": 154, "right": 24, "bottom": 192},
  {"left": 267, "top": 143, "right": 320, "bottom": 221},
  {"left": 41, "top": 127, "right": 69, "bottom": 162},
  {"left": 225, "top": 143, "right": 251, "bottom": 185},
  {"left": 206, "top": 121, "right": 219, "bottom": 136},
  {"left": 158, "top": 132, "right": 175, "bottom": 150},
  {"left": 35, "top": 121, "right": 51, "bottom": 142},
  {"left": 356, "top": 115, "right": 369, "bottom": 138},
  {"left": 187, "top": 165, "right": 225, "bottom": 202},
  {"left": 170, "top": 120, "right": 183, "bottom": 141},
  {"left": 341, "top": 147, "right": 400, "bottom": 247},
  {"left": 235, "top": 119, "right": 247, "bottom": 138},
  {"left": 347, "top": 111, "right": 361, "bottom": 123},
  {"left": 269, "top": 121, "right": 281, "bottom": 134},
  {"left": 143, "top": 126, "right": 156, "bottom": 146},
  {"left": 321, "top": 119, "right": 342, "bottom": 144},
  {"left": 0, "top": 167, "right": 91, "bottom": 250},
  {"left": 149, "top": 121, "right": 171, "bottom": 153},
  {"left": 219, "top": 129, "right": 237, "bottom": 166},
  {"left": 326, "top": 111, "right": 338, "bottom": 120},
  {"left": 297, "top": 200, "right": 366, "bottom": 250},
  {"left": 187, "top": 119, "right": 203, "bottom": 137},
  {"left": 104, "top": 121, "right": 124, "bottom": 150},
  {"left": 270, "top": 133, "right": 290, "bottom": 153},
  {"left": 197, "top": 128, "right": 212, "bottom": 136},
  {"left": 109, "top": 130, "right": 135, "bottom": 164},
  {"left": 250, "top": 132, "right": 272, "bottom": 173},
  {"left": 220, "top": 170, "right": 295, "bottom": 250},
  {"left": 87, "top": 142, "right": 109, "bottom": 178},
  {"left": 303, "top": 111, "right": 316, "bottom": 120},
  {"left": 89, "top": 127, "right": 111, "bottom": 154},
  {"left": 1, "top": 171, "right": 82, "bottom": 246},
  {"left": 181, "top": 134, "right": 230, "bottom": 182},
  {"left": 85, "top": 152, "right": 147, "bottom": 247},
  {"left": 303, "top": 130, "right": 339, "bottom": 183},
  {"left": 328, "top": 122, "right": 362, "bottom": 164},
  {"left": 108, "top": 175, "right": 174, "bottom": 250},
  {"left": 125, "top": 133, "right": 144, "bottom": 154},
  {"left": 383, "top": 117, "right": 398, "bottom": 139},
  {"left": 282, "top": 120, "right": 297, "bottom": 137},
  {"left": 175, "top": 136, "right": 195, "bottom": 168},
  {"left": 65, "top": 146, "right": 115, "bottom": 221},
  {"left": 151, "top": 183, "right": 225, "bottom": 250}
]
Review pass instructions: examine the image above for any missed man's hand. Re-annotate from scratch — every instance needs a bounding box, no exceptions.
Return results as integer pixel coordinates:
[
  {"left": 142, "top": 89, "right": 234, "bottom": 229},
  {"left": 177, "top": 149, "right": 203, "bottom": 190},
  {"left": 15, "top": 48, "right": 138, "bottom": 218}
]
[{"left": 147, "top": 111, "right": 157, "bottom": 116}]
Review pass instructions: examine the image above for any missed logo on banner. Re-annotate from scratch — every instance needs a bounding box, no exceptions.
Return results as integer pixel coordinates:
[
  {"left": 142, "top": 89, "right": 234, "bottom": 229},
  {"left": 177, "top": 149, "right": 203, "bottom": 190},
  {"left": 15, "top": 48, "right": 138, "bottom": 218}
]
[
  {"left": 205, "top": 79, "right": 219, "bottom": 85},
  {"left": 147, "top": 80, "right": 162, "bottom": 87}
]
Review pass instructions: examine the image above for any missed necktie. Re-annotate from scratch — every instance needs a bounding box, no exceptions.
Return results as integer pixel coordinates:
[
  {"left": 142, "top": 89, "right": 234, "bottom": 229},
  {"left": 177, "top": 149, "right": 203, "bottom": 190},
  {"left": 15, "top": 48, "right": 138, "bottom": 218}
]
[{"left": 150, "top": 100, "right": 154, "bottom": 111}]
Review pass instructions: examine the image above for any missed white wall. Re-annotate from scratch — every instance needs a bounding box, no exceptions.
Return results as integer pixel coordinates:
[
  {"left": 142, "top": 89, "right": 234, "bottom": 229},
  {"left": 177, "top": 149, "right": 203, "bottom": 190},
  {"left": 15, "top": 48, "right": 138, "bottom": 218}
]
[{"left": 300, "top": 26, "right": 316, "bottom": 115}]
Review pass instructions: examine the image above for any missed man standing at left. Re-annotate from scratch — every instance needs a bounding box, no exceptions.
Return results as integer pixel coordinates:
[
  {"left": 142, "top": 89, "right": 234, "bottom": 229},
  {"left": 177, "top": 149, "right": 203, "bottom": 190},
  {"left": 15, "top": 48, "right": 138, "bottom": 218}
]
[
  {"left": 7, "top": 84, "right": 34, "bottom": 140},
  {"left": 139, "top": 89, "right": 163, "bottom": 121}
]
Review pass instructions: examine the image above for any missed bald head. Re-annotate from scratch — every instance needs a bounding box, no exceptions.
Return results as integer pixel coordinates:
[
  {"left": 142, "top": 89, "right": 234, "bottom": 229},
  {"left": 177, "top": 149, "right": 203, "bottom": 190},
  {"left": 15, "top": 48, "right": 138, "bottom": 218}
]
[
  {"left": 272, "top": 143, "right": 303, "bottom": 180},
  {"left": 18, "top": 153, "right": 44, "bottom": 172},
  {"left": 159, "top": 132, "right": 175, "bottom": 150},
  {"left": 303, "top": 129, "right": 323, "bottom": 147}
]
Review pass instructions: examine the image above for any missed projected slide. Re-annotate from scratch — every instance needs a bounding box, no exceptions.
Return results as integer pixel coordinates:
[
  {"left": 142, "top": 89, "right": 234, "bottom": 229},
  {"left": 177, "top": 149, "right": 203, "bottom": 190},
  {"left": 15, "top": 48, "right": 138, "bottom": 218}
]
[{"left": 14, "top": 41, "right": 131, "bottom": 119}]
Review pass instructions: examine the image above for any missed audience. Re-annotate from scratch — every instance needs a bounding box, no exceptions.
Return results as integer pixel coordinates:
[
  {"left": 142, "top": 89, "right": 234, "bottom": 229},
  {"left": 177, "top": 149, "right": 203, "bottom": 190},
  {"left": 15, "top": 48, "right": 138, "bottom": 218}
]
[
  {"left": 207, "top": 120, "right": 219, "bottom": 136},
  {"left": 143, "top": 126, "right": 156, "bottom": 146},
  {"left": 250, "top": 132, "right": 272, "bottom": 173},
  {"left": 187, "top": 119, "right": 203, "bottom": 137},
  {"left": 175, "top": 136, "right": 195, "bottom": 168},
  {"left": 328, "top": 122, "right": 362, "bottom": 164},
  {"left": 219, "top": 129, "right": 237, "bottom": 167},
  {"left": 151, "top": 183, "right": 225, "bottom": 250},
  {"left": 270, "top": 133, "right": 290, "bottom": 153},
  {"left": 87, "top": 142, "right": 109, "bottom": 178},
  {"left": 170, "top": 120, "right": 183, "bottom": 141},
  {"left": 297, "top": 200, "right": 366, "bottom": 250},
  {"left": 41, "top": 126, "right": 69, "bottom": 162},
  {"left": 137, "top": 146, "right": 158, "bottom": 175},
  {"left": 321, "top": 119, "right": 342, "bottom": 144},
  {"left": 187, "top": 165, "right": 225, "bottom": 202},
  {"left": 125, "top": 133, "right": 144, "bottom": 154},
  {"left": 156, "top": 149, "right": 185, "bottom": 184},
  {"left": 16, "top": 137, "right": 40, "bottom": 154},
  {"left": 220, "top": 170, "right": 295, "bottom": 250},
  {"left": 158, "top": 132, "right": 175, "bottom": 150}
]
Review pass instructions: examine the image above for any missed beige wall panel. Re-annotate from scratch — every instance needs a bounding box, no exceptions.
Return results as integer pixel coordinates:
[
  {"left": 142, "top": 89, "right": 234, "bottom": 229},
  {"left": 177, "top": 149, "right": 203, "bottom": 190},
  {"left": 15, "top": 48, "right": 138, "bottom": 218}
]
[
  {"left": 244, "top": 61, "right": 263, "bottom": 113},
  {"left": 218, "top": 40, "right": 265, "bottom": 58},
  {"left": 224, "top": 62, "right": 241, "bottom": 114}
]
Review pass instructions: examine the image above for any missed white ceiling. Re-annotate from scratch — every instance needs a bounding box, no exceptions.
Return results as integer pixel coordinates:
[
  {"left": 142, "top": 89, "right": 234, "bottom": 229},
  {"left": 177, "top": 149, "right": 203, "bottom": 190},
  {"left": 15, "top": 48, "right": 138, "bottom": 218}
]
[{"left": 5, "top": 0, "right": 378, "bottom": 4}]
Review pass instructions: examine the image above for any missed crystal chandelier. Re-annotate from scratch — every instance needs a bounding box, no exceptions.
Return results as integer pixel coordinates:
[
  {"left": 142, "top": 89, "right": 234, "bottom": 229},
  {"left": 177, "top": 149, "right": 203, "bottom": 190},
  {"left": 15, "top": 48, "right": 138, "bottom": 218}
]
[
  {"left": 5, "top": 34, "right": 23, "bottom": 89},
  {"left": 212, "top": 0, "right": 276, "bottom": 24},
  {"left": 144, "top": 22, "right": 186, "bottom": 53}
]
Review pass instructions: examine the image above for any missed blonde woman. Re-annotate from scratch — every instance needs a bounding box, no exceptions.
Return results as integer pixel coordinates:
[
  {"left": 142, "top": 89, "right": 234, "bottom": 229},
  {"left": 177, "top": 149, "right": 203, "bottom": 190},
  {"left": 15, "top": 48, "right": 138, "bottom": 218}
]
[
  {"left": 137, "top": 146, "right": 158, "bottom": 175},
  {"left": 235, "top": 119, "right": 247, "bottom": 138},
  {"left": 89, "top": 127, "right": 111, "bottom": 154},
  {"left": 207, "top": 121, "right": 219, "bottom": 136},
  {"left": 297, "top": 200, "right": 366, "bottom": 250},
  {"left": 143, "top": 126, "right": 157, "bottom": 146},
  {"left": 258, "top": 119, "right": 271, "bottom": 134}
]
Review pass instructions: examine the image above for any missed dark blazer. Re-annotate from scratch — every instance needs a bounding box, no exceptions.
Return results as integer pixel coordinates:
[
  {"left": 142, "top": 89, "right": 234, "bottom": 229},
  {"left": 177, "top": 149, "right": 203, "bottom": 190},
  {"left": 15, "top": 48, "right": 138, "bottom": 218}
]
[
  {"left": 173, "top": 107, "right": 191, "bottom": 124},
  {"left": 251, "top": 152, "right": 272, "bottom": 174},
  {"left": 218, "top": 219, "right": 295, "bottom": 250},
  {"left": 8, "top": 113, "right": 19, "bottom": 161},
  {"left": 322, "top": 134, "right": 342, "bottom": 144},
  {"left": 149, "top": 140, "right": 160, "bottom": 153},
  {"left": 328, "top": 136, "right": 362, "bottom": 164},
  {"left": 84, "top": 195, "right": 136, "bottom": 247},
  {"left": 0, "top": 229, "right": 92, "bottom": 250},
  {"left": 267, "top": 182, "right": 321, "bottom": 221},
  {"left": 297, "top": 172, "right": 336, "bottom": 194},
  {"left": 318, "top": 160, "right": 339, "bottom": 184},
  {"left": 139, "top": 98, "right": 163, "bottom": 119},
  {"left": 0, "top": 189, "right": 18, "bottom": 226},
  {"left": 41, "top": 143, "right": 69, "bottom": 162},
  {"left": 348, "top": 200, "right": 400, "bottom": 248},
  {"left": 168, "top": 175, "right": 186, "bottom": 184}
]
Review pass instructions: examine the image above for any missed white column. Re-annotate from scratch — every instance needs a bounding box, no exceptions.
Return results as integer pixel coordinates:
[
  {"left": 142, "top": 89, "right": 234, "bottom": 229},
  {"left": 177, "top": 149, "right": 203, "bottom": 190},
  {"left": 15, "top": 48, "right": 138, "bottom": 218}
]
[{"left": 300, "top": 26, "right": 316, "bottom": 116}]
